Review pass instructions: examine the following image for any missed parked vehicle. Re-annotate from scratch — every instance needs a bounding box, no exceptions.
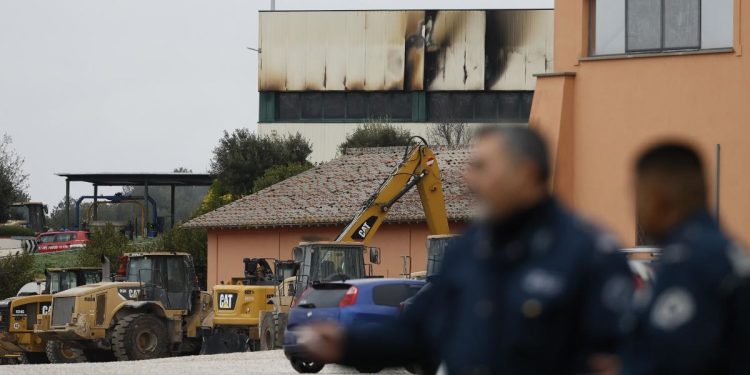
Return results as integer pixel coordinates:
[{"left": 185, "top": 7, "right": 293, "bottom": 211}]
[
  {"left": 283, "top": 278, "right": 425, "bottom": 374},
  {"left": 36, "top": 231, "right": 89, "bottom": 253}
]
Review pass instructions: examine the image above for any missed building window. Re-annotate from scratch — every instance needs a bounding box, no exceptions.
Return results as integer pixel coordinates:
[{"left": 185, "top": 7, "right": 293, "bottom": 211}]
[
  {"left": 427, "top": 92, "right": 533, "bottom": 123},
  {"left": 260, "top": 91, "right": 533, "bottom": 123},
  {"left": 590, "top": 0, "right": 733, "bottom": 56}
]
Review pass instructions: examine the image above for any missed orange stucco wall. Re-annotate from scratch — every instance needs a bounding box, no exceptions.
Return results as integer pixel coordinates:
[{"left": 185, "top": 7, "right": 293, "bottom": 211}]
[
  {"left": 206, "top": 222, "right": 466, "bottom": 291},
  {"left": 532, "top": 0, "right": 750, "bottom": 246}
]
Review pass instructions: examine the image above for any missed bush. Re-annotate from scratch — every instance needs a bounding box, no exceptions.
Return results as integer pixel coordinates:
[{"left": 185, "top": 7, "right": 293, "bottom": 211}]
[
  {"left": 0, "top": 225, "right": 36, "bottom": 237},
  {"left": 0, "top": 252, "right": 35, "bottom": 299},
  {"left": 338, "top": 118, "right": 413, "bottom": 153},
  {"left": 253, "top": 162, "right": 313, "bottom": 193},
  {"left": 77, "top": 224, "right": 129, "bottom": 273}
]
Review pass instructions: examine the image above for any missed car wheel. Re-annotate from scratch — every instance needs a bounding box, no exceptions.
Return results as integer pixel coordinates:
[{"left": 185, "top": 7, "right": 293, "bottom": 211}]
[
  {"left": 290, "top": 358, "right": 324, "bottom": 373},
  {"left": 355, "top": 365, "right": 384, "bottom": 373}
]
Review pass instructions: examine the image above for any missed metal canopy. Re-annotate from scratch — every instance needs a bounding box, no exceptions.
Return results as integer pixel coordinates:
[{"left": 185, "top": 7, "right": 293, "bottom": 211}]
[
  {"left": 56, "top": 173, "right": 212, "bottom": 187},
  {"left": 57, "top": 173, "right": 213, "bottom": 230}
]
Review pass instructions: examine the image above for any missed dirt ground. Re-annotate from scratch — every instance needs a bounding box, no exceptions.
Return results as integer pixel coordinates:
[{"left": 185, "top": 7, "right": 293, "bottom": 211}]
[{"left": 3, "top": 350, "right": 409, "bottom": 375}]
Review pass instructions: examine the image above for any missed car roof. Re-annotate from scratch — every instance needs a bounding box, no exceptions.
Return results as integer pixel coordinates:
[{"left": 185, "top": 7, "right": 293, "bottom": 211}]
[
  {"left": 39, "top": 230, "right": 87, "bottom": 235},
  {"left": 319, "top": 278, "right": 425, "bottom": 287}
]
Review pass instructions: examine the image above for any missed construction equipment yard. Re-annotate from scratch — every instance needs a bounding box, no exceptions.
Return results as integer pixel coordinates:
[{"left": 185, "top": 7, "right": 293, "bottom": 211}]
[{"left": 5, "top": 350, "right": 408, "bottom": 374}]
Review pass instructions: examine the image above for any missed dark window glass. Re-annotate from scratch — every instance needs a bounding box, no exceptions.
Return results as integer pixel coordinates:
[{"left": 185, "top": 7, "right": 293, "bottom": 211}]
[
  {"left": 346, "top": 93, "right": 367, "bottom": 119},
  {"left": 301, "top": 93, "right": 323, "bottom": 119},
  {"left": 627, "top": 0, "right": 663, "bottom": 51},
  {"left": 427, "top": 93, "right": 453, "bottom": 122},
  {"left": 452, "top": 93, "right": 474, "bottom": 120},
  {"left": 323, "top": 92, "right": 346, "bottom": 119},
  {"left": 278, "top": 93, "right": 300, "bottom": 121},
  {"left": 390, "top": 93, "right": 413, "bottom": 119},
  {"left": 519, "top": 92, "right": 534, "bottom": 119},
  {"left": 368, "top": 93, "right": 390, "bottom": 118},
  {"left": 498, "top": 93, "right": 521, "bottom": 120},
  {"left": 475, "top": 94, "right": 499, "bottom": 120},
  {"left": 372, "top": 284, "right": 422, "bottom": 307},
  {"left": 663, "top": 0, "right": 700, "bottom": 49},
  {"left": 297, "top": 285, "right": 350, "bottom": 308}
]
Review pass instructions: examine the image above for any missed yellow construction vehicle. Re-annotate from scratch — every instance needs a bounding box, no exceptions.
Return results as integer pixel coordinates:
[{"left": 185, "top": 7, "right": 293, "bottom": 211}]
[
  {"left": 0, "top": 267, "right": 102, "bottom": 365},
  {"left": 203, "top": 138, "right": 452, "bottom": 353},
  {"left": 36, "top": 252, "right": 212, "bottom": 361}
]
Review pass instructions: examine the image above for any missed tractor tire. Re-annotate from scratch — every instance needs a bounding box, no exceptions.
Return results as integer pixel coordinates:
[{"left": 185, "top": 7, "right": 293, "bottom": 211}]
[
  {"left": 111, "top": 313, "right": 169, "bottom": 361},
  {"left": 276, "top": 312, "right": 288, "bottom": 347},
  {"left": 289, "top": 358, "right": 324, "bottom": 373},
  {"left": 46, "top": 340, "right": 87, "bottom": 363},
  {"left": 259, "top": 312, "right": 276, "bottom": 351},
  {"left": 21, "top": 352, "right": 48, "bottom": 364}
]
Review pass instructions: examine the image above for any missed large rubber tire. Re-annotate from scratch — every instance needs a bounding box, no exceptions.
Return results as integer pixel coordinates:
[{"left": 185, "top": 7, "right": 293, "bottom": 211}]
[
  {"left": 46, "top": 340, "right": 87, "bottom": 363},
  {"left": 22, "top": 352, "right": 49, "bottom": 364},
  {"left": 111, "top": 313, "right": 169, "bottom": 361},
  {"left": 290, "top": 358, "right": 324, "bottom": 373},
  {"left": 259, "top": 312, "right": 276, "bottom": 351}
]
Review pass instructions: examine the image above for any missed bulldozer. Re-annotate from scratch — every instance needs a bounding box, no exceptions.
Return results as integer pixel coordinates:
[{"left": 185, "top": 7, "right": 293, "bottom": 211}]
[
  {"left": 203, "top": 138, "right": 452, "bottom": 354},
  {"left": 0, "top": 266, "right": 102, "bottom": 365},
  {"left": 36, "top": 252, "right": 212, "bottom": 361}
]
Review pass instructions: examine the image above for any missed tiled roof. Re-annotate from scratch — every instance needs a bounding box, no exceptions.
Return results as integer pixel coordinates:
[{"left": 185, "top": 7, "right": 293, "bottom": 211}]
[{"left": 182, "top": 146, "right": 474, "bottom": 229}]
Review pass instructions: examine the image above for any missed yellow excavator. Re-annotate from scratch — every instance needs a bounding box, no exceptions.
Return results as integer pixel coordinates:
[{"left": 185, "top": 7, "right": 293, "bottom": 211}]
[{"left": 201, "top": 137, "right": 452, "bottom": 353}]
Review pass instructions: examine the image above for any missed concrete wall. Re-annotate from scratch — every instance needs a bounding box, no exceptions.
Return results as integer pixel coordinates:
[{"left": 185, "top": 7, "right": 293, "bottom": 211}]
[
  {"left": 531, "top": 0, "right": 749, "bottom": 246},
  {"left": 206, "top": 222, "right": 467, "bottom": 291},
  {"left": 258, "top": 122, "right": 524, "bottom": 163}
]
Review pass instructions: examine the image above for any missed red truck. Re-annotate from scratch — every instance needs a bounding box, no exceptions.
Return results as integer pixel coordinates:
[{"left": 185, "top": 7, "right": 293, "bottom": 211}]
[{"left": 36, "top": 231, "right": 90, "bottom": 253}]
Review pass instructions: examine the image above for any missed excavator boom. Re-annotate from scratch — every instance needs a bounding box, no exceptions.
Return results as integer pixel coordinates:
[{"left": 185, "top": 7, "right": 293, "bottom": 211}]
[{"left": 336, "top": 138, "right": 451, "bottom": 245}]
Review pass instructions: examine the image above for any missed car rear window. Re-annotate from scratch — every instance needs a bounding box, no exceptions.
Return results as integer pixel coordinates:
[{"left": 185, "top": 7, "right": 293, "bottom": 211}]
[
  {"left": 298, "top": 285, "right": 350, "bottom": 308},
  {"left": 372, "top": 284, "right": 422, "bottom": 307}
]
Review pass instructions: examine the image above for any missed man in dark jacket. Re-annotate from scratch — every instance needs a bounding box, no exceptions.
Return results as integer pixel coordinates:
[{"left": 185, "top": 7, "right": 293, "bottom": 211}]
[
  {"left": 622, "top": 143, "right": 750, "bottom": 374},
  {"left": 299, "top": 126, "right": 634, "bottom": 374}
]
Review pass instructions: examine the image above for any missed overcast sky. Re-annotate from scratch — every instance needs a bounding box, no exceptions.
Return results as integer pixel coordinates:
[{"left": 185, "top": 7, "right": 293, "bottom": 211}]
[{"left": 0, "top": 0, "right": 553, "bottom": 206}]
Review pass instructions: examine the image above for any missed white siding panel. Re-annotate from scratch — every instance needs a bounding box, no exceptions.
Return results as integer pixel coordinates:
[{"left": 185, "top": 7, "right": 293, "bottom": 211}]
[
  {"left": 285, "top": 12, "right": 308, "bottom": 91},
  {"left": 345, "top": 12, "right": 367, "bottom": 90}
]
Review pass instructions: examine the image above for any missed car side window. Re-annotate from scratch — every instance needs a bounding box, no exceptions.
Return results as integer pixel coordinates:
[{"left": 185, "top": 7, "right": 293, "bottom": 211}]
[{"left": 372, "top": 284, "right": 422, "bottom": 307}]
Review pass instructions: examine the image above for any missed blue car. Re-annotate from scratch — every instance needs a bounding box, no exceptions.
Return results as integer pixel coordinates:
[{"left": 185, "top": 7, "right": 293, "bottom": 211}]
[{"left": 284, "top": 278, "right": 425, "bottom": 373}]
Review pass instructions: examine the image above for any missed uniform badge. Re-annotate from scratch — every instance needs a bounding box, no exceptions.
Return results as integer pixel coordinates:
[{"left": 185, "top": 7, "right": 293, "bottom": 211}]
[{"left": 650, "top": 287, "right": 695, "bottom": 330}]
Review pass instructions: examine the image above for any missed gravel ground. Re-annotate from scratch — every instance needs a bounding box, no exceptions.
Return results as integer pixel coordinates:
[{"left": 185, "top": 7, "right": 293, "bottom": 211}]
[{"left": 3, "top": 350, "right": 409, "bottom": 375}]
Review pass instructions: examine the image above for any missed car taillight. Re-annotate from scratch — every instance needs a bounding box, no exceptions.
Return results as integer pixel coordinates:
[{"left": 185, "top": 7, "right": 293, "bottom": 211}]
[{"left": 338, "top": 286, "right": 358, "bottom": 307}]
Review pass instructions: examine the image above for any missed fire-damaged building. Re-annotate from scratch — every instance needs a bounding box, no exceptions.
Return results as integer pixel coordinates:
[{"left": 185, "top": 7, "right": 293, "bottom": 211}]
[{"left": 257, "top": 9, "right": 554, "bottom": 162}]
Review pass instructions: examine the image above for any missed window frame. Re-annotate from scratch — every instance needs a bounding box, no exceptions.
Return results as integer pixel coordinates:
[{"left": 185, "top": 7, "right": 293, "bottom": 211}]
[{"left": 624, "top": 0, "right": 702, "bottom": 54}]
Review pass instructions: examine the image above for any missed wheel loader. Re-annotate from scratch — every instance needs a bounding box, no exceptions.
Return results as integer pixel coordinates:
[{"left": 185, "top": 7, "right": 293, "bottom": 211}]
[
  {"left": 36, "top": 252, "right": 212, "bottom": 361},
  {"left": 199, "top": 257, "right": 298, "bottom": 354},
  {"left": 0, "top": 266, "right": 102, "bottom": 365}
]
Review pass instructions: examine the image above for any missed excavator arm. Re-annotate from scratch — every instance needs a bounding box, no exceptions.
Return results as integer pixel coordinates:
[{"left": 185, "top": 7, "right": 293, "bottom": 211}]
[{"left": 336, "top": 137, "right": 451, "bottom": 245}]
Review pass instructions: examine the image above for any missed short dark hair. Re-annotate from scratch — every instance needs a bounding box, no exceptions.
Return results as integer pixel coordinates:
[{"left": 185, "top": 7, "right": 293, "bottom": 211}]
[
  {"left": 636, "top": 143, "right": 707, "bottom": 208},
  {"left": 475, "top": 125, "right": 550, "bottom": 183}
]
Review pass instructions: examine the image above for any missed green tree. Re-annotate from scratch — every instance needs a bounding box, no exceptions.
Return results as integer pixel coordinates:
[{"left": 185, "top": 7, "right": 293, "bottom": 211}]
[
  {"left": 0, "top": 134, "right": 30, "bottom": 222},
  {"left": 338, "top": 117, "right": 413, "bottom": 153},
  {"left": 77, "top": 224, "right": 129, "bottom": 273},
  {"left": 0, "top": 252, "right": 35, "bottom": 299},
  {"left": 253, "top": 162, "right": 313, "bottom": 193},
  {"left": 158, "top": 227, "right": 208, "bottom": 289},
  {"left": 210, "top": 129, "right": 312, "bottom": 197}
]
